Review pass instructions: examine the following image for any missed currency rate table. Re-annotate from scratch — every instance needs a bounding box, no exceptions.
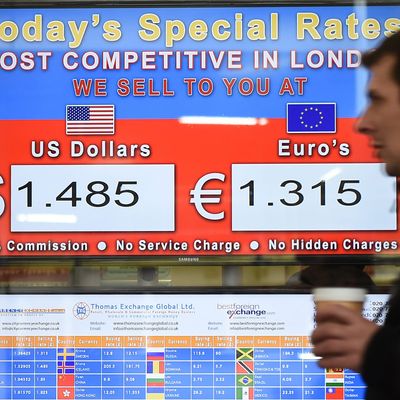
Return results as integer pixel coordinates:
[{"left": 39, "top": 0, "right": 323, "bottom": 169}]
[{"left": 0, "top": 335, "right": 364, "bottom": 400}]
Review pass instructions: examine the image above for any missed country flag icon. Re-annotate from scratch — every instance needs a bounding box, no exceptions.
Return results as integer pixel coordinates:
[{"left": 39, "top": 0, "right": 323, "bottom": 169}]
[
  {"left": 236, "top": 360, "right": 254, "bottom": 374},
  {"left": 57, "top": 361, "right": 75, "bottom": 374},
  {"left": 66, "top": 105, "right": 115, "bottom": 135},
  {"left": 236, "top": 348, "right": 254, "bottom": 361},
  {"left": 236, "top": 387, "right": 254, "bottom": 399},
  {"left": 57, "top": 387, "right": 74, "bottom": 399},
  {"left": 326, "top": 372, "right": 344, "bottom": 387},
  {"left": 57, "top": 374, "right": 74, "bottom": 387},
  {"left": 147, "top": 377, "right": 164, "bottom": 387},
  {"left": 57, "top": 348, "right": 74, "bottom": 361},
  {"left": 286, "top": 102, "right": 336, "bottom": 133},
  {"left": 237, "top": 374, "right": 253, "bottom": 386},
  {"left": 326, "top": 387, "right": 344, "bottom": 399},
  {"left": 147, "top": 387, "right": 164, "bottom": 400},
  {"left": 147, "top": 349, "right": 165, "bottom": 361},
  {"left": 147, "top": 360, "right": 165, "bottom": 374}
]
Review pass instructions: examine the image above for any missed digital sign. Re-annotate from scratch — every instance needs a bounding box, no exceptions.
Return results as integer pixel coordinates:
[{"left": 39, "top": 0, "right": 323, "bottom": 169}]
[
  {"left": 0, "top": 293, "right": 389, "bottom": 399},
  {"left": 0, "top": 5, "right": 399, "bottom": 256}
]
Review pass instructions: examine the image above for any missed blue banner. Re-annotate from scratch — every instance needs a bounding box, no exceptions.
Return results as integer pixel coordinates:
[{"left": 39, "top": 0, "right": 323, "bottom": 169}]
[{"left": 0, "top": 6, "right": 399, "bottom": 120}]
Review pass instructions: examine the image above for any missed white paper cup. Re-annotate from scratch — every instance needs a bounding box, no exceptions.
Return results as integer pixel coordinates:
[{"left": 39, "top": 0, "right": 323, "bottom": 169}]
[{"left": 312, "top": 287, "right": 367, "bottom": 313}]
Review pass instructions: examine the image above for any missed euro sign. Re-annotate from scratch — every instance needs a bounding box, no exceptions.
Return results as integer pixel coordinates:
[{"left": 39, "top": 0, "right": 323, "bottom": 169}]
[{"left": 190, "top": 172, "right": 225, "bottom": 220}]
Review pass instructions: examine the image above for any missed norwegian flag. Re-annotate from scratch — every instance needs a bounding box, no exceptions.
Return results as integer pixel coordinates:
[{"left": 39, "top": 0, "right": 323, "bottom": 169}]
[{"left": 66, "top": 105, "right": 114, "bottom": 135}]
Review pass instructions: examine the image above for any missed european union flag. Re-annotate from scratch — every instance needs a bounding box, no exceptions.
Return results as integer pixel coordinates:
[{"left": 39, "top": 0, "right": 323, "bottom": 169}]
[{"left": 286, "top": 103, "right": 336, "bottom": 133}]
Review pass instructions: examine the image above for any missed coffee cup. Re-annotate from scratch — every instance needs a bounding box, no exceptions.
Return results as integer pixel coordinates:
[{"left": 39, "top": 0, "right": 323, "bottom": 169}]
[{"left": 312, "top": 287, "right": 367, "bottom": 313}]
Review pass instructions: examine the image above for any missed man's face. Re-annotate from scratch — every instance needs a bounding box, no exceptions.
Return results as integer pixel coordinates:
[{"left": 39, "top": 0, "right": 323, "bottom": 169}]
[{"left": 357, "top": 54, "right": 400, "bottom": 176}]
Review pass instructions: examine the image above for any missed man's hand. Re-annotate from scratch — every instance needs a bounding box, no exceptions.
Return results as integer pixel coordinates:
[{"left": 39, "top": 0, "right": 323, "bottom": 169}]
[{"left": 311, "top": 303, "right": 380, "bottom": 372}]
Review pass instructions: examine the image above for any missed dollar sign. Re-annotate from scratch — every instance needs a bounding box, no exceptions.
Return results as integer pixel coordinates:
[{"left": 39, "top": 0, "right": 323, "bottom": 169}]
[{"left": 190, "top": 172, "right": 225, "bottom": 220}]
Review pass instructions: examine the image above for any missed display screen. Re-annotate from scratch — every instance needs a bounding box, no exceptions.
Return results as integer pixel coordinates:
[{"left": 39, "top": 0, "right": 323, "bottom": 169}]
[
  {"left": 0, "top": 5, "right": 399, "bottom": 256},
  {"left": 0, "top": 293, "right": 389, "bottom": 399}
]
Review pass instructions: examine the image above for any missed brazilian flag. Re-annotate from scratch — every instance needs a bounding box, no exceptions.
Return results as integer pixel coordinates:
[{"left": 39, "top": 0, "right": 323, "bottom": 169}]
[{"left": 236, "top": 374, "right": 253, "bottom": 387}]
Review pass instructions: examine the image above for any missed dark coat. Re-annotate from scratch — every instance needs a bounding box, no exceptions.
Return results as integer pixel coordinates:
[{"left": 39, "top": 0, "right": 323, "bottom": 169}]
[{"left": 362, "top": 289, "right": 400, "bottom": 399}]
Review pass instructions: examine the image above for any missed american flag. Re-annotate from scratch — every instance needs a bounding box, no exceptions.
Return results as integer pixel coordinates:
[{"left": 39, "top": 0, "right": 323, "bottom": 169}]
[{"left": 66, "top": 105, "right": 114, "bottom": 135}]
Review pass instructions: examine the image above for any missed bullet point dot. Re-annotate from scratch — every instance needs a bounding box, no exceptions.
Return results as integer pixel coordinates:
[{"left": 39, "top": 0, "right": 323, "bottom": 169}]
[
  {"left": 97, "top": 241, "right": 107, "bottom": 251},
  {"left": 250, "top": 241, "right": 260, "bottom": 250}
]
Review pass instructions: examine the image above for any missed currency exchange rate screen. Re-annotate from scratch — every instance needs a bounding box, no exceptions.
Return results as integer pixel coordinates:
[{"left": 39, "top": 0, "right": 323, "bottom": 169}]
[
  {"left": 0, "top": 293, "right": 388, "bottom": 399},
  {"left": 0, "top": 5, "right": 399, "bottom": 258}
]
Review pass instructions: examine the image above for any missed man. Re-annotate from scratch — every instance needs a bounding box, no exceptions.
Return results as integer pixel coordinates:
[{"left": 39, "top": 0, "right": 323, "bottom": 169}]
[{"left": 311, "top": 30, "right": 400, "bottom": 399}]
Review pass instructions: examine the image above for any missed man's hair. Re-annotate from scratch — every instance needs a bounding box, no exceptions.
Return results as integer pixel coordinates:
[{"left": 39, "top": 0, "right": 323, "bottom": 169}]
[{"left": 362, "top": 30, "right": 400, "bottom": 85}]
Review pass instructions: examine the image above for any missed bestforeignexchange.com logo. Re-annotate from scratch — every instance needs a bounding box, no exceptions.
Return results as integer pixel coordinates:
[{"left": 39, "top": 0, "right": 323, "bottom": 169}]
[{"left": 217, "top": 303, "right": 266, "bottom": 318}]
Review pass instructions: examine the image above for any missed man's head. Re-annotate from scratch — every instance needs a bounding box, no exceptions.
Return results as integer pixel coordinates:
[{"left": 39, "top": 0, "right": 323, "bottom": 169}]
[{"left": 357, "top": 31, "right": 400, "bottom": 176}]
